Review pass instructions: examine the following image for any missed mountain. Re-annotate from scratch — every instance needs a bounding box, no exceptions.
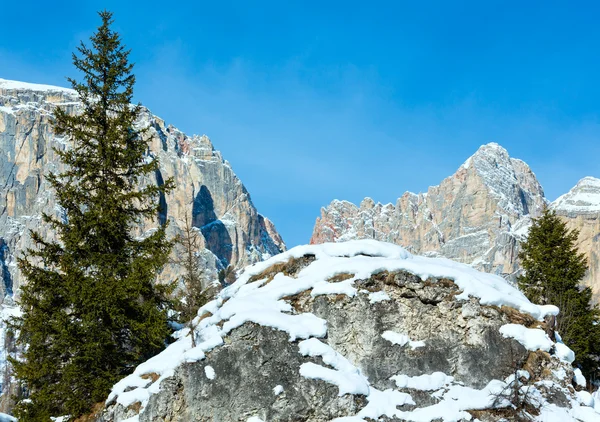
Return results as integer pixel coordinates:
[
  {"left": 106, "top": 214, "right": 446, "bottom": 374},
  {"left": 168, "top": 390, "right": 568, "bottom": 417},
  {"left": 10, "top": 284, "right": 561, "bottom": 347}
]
[
  {"left": 311, "top": 143, "right": 600, "bottom": 300},
  {"left": 99, "top": 240, "right": 597, "bottom": 421},
  {"left": 0, "top": 78, "right": 285, "bottom": 301}
]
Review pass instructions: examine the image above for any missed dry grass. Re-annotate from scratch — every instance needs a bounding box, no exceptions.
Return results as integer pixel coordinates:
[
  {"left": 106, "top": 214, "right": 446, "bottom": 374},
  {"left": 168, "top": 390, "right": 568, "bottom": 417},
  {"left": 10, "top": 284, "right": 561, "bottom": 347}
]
[
  {"left": 469, "top": 405, "right": 539, "bottom": 421},
  {"left": 500, "top": 306, "right": 538, "bottom": 328},
  {"left": 141, "top": 372, "right": 160, "bottom": 382},
  {"left": 196, "top": 311, "right": 213, "bottom": 325},
  {"left": 523, "top": 350, "right": 552, "bottom": 380},
  {"left": 73, "top": 402, "right": 105, "bottom": 422},
  {"left": 326, "top": 273, "right": 355, "bottom": 283},
  {"left": 284, "top": 290, "right": 313, "bottom": 312},
  {"left": 371, "top": 270, "right": 395, "bottom": 285},
  {"left": 247, "top": 255, "right": 316, "bottom": 285},
  {"left": 126, "top": 401, "right": 142, "bottom": 414}
]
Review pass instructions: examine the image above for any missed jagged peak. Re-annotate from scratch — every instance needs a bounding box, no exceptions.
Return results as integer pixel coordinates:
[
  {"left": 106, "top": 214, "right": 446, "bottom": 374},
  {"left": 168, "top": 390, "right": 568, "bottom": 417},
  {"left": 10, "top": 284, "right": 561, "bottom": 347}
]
[
  {"left": 461, "top": 142, "right": 510, "bottom": 170},
  {"left": 454, "top": 142, "right": 545, "bottom": 216},
  {"left": 0, "top": 78, "right": 75, "bottom": 94}
]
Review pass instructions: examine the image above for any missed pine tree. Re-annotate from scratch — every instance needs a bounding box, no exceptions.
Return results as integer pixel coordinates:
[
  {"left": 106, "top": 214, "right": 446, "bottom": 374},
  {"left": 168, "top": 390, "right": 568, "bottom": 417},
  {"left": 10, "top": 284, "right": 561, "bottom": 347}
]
[
  {"left": 173, "top": 210, "right": 213, "bottom": 347},
  {"left": 518, "top": 209, "right": 600, "bottom": 381},
  {"left": 11, "top": 11, "right": 175, "bottom": 420}
]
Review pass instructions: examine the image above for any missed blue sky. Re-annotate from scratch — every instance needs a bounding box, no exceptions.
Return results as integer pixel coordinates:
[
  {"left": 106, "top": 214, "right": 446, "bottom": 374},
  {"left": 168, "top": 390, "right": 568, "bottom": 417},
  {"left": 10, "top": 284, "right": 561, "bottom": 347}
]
[{"left": 2, "top": 1, "right": 599, "bottom": 247}]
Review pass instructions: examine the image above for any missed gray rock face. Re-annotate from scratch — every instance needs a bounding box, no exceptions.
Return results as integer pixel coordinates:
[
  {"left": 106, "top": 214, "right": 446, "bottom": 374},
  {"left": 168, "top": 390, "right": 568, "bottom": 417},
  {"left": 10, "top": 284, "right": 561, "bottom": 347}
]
[
  {"left": 0, "top": 78, "right": 286, "bottom": 302},
  {"left": 311, "top": 143, "right": 545, "bottom": 280},
  {"left": 100, "top": 242, "right": 585, "bottom": 422}
]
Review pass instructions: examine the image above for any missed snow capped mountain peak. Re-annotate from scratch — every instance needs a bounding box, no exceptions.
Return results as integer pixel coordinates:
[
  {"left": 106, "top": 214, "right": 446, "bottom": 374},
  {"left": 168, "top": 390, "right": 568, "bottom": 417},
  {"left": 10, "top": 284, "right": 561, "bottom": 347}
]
[
  {"left": 552, "top": 176, "right": 600, "bottom": 214},
  {"left": 462, "top": 142, "right": 509, "bottom": 168},
  {"left": 456, "top": 143, "right": 545, "bottom": 217}
]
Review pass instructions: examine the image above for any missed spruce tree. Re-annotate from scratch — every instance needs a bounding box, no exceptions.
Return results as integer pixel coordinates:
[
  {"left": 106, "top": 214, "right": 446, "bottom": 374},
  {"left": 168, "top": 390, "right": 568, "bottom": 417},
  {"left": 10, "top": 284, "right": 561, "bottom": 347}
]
[
  {"left": 518, "top": 209, "right": 600, "bottom": 381},
  {"left": 11, "top": 11, "right": 174, "bottom": 420}
]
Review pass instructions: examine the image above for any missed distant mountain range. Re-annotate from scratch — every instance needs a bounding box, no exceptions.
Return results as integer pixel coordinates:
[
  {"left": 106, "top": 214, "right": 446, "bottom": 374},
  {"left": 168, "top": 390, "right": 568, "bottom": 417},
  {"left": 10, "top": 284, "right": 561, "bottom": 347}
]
[{"left": 311, "top": 142, "right": 600, "bottom": 301}]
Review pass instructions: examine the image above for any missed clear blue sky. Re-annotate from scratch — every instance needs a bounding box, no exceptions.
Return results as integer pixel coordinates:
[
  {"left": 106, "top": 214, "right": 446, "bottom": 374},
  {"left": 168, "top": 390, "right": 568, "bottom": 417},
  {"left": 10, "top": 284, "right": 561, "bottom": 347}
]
[{"left": 2, "top": 1, "right": 599, "bottom": 247}]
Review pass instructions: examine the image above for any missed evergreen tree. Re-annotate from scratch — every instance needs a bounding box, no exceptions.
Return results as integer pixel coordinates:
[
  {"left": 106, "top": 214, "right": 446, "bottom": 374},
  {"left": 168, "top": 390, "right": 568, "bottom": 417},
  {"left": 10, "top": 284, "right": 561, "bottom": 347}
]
[
  {"left": 173, "top": 210, "right": 213, "bottom": 347},
  {"left": 518, "top": 209, "right": 600, "bottom": 381},
  {"left": 11, "top": 11, "right": 174, "bottom": 420}
]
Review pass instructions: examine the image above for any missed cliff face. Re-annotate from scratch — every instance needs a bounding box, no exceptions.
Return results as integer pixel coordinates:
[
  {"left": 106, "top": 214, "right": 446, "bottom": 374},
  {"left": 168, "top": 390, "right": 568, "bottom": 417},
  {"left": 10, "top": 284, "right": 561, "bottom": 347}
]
[
  {"left": 100, "top": 240, "right": 595, "bottom": 422},
  {"left": 0, "top": 78, "right": 286, "bottom": 303},
  {"left": 311, "top": 143, "right": 545, "bottom": 279}
]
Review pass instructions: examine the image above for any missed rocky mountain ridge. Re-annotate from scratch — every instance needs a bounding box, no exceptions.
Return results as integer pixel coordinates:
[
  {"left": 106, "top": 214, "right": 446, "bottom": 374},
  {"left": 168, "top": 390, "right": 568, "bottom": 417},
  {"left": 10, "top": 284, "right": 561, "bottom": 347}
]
[
  {"left": 0, "top": 78, "right": 285, "bottom": 303},
  {"left": 311, "top": 143, "right": 600, "bottom": 300}
]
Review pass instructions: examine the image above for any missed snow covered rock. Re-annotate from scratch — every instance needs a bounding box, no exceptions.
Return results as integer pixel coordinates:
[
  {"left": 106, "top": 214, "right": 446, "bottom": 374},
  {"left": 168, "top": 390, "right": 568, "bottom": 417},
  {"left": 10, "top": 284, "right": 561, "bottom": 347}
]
[{"left": 99, "top": 240, "right": 592, "bottom": 422}]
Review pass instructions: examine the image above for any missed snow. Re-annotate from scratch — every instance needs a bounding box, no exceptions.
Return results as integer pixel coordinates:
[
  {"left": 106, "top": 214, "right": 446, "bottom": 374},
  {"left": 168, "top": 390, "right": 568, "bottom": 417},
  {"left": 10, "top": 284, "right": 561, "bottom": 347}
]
[
  {"left": 311, "top": 277, "right": 357, "bottom": 297},
  {"left": 391, "top": 372, "right": 454, "bottom": 391},
  {"left": 298, "top": 338, "right": 359, "bottom": 374},
  {"left": 273, "top": 385, "right": 284, "bottom": 395},
  {"left": 368, "top": 290, "right": 390, "bottom": 303},
  {"left": 0, "top": 413, "right": 16, "bottom": 422},
  {"left": 574, "top": 368, "right": 587, "bottom": 388},
  {"left": 499, "top": 324, "right": 553, "bottom": 352},
  {"left": 554, "top": 342, "right": 576, "bottom": 363},
  {"left": 382, "top": 331, "right": 425, "bottom": 350},
  {"left": 353, "top": 388, "right": 415, "bottom": 420},
  {"left": 246, "top": 417, "right": 265, "bottom": 422},
  {"left": 204, "top": 365, "right": 215, "bottom": 380},
  {"left": 577, "top": 391, "right": 595, "bottom": 407},
  {"left": 298, "top": 338, "right": 369, "bottom": 396},
  {"left": 0, "top": 78, "right": 75, "bottom": 94},
  {"left": 299, "top": 362, "right": 370, "bottom": 396},
  {"left": 335, "top": 380, "right": 515, "bottom": 422},
  {"left": 0, "top": 106, "right": 15, "bottom": 115}
]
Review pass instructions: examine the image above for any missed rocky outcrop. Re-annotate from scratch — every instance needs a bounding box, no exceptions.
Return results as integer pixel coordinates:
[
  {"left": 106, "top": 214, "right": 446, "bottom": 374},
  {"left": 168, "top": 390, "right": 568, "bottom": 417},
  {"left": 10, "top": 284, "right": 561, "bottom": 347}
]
[
  {"left": 0, "top": 78, "right": 285, "bottom": 302},
  {"left": 100, "top": 240, "right": 596, "bottom": 422},
  {"left": 311, "top": 143, "right": 545, "bottom": 280},
  {"left": 552, "top": 177, "right": 600, "bottom": 301}
]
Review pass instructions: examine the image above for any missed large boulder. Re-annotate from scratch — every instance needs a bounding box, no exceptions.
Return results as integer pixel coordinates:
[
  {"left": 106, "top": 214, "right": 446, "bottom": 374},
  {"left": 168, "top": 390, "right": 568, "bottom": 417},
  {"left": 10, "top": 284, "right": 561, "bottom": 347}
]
[{"left": 100, "top": 240, "right": 596, "bottom": 422}]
